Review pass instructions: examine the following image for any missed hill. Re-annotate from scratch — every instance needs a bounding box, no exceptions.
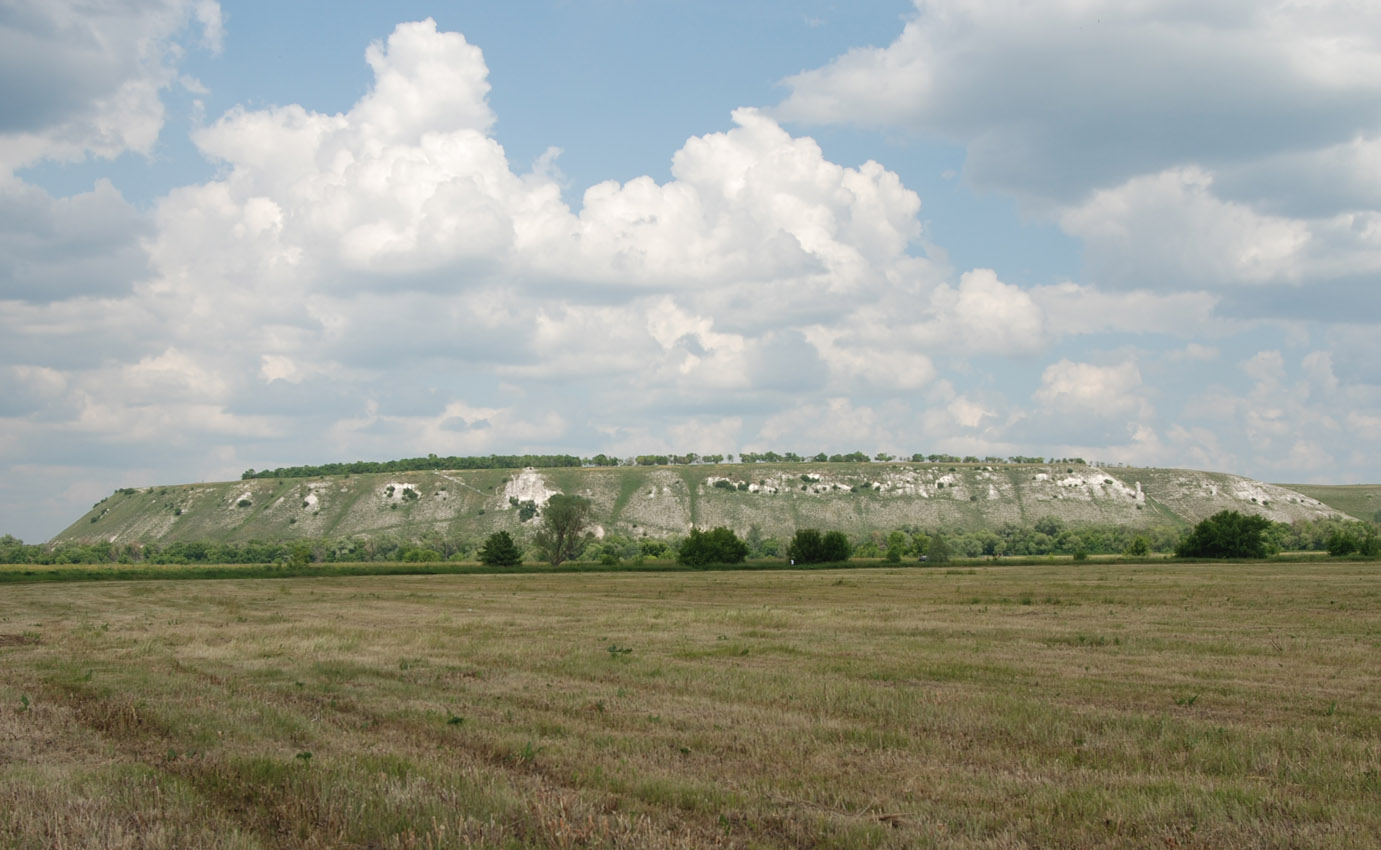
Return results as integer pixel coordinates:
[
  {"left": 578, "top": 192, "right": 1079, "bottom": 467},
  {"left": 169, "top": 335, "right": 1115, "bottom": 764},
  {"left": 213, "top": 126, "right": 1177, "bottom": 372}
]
[
  {"left": 55, "top": 461, "right": 1345, "bottom": 546},
  {"left": 1272, "top": 483, "right": 1381, "bottom": 523}
]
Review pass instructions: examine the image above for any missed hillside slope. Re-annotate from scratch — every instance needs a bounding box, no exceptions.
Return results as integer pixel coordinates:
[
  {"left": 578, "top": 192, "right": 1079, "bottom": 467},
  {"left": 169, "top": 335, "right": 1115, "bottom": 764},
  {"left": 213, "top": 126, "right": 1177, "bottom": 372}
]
[
  {"left": 56, "top": 462, "right": 1344, "bottom": 546},
  {"left": 1272, "top": 484, "right": 1381, "bottom": 522}
]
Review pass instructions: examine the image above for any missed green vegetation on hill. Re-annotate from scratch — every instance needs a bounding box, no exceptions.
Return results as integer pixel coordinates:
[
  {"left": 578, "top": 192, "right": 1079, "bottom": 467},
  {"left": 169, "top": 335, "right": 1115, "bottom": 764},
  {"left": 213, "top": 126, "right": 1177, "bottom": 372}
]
[
  {"left": 38, "top": 462, "right": 1370, "bottom": 565},
  {"left": 240, "top": 451, "right": 1089, "bottom": 481},
  {"left": 241, "top": 453, "right": 584, "bottom": 479},
  {"left": 12, "top": 511, "right": 1378, "bottom": 568},
  {"left": 1276, "top": 483, "right": 1381, "bottom": 522}
]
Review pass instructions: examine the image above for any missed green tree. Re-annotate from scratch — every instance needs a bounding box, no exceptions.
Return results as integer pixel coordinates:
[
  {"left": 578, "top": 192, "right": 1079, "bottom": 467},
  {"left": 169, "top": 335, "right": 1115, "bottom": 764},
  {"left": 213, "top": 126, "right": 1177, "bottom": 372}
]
[
  {"left": 884, "top": 530, "right": 907, "bottom": 562},
  {"left": 787, "top": 529, "right": 852, "bottom": 564},
  {"left": 478, "top": 531, "right": 522, "bottom": 566},
  {"left": 532, "top": 495, "right": 592, "bottom": 566},
  {"left": 677, "top": 527, "right": 749, "bottom": 567},
  {"left": 1175, "top": 510, "right": 1274, "bottom": 559},
  {"left": 1124, "top": 535, "right": 1151, "bottom": 558},
  {"left": 926, "top": 534, "right": 951, "bottom": 564}
]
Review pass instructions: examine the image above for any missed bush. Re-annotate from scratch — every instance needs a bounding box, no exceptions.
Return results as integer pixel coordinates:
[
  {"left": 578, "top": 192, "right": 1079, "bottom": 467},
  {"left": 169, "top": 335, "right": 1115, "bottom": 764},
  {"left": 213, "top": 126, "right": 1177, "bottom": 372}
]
[
  {"left": 1175, "top": 510, "right": 1273, "bottom": 559},
  {"left": 787, "top": 529, "right": 852, "bottom": 564},
  {"left": 478, "top": 531, "right": 522, "bottom": 567},
  {"left": 677, "top": 527, "right": 749, "bottom": 567}
]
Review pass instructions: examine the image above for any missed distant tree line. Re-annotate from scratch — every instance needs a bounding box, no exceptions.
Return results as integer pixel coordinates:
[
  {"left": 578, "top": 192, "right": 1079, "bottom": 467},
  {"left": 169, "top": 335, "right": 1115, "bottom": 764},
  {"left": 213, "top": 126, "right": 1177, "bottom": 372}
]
[
  {"left": 239, "top": 452, "right": 1093, "bottom": 481},
  {"left": 9, "top": 513, "right": 1374, "bottom": 568},
  {"left": 241, "top": 454, "right": 585, "bottom": 479}
]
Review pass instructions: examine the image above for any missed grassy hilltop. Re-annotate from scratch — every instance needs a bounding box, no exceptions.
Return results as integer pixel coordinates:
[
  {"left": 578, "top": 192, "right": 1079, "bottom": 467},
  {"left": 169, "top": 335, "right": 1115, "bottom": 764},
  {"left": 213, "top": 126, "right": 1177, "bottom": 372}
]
[{"left": 56, "top": 461, "right": 1344, "bottom": 546}]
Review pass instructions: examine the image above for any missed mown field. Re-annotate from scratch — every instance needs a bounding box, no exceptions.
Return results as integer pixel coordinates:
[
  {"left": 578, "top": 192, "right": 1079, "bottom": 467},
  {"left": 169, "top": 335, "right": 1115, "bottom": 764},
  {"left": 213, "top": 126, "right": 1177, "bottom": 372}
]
[{"left": 1, "top": 563, "right": 1378, "bottom": 849}]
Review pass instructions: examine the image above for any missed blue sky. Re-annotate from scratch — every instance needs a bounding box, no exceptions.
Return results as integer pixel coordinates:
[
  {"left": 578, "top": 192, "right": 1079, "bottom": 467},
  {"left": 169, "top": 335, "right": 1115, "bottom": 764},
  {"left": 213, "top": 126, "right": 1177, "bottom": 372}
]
[{"left": 3, "top": 1, "right": 1380, "bottom": 541}]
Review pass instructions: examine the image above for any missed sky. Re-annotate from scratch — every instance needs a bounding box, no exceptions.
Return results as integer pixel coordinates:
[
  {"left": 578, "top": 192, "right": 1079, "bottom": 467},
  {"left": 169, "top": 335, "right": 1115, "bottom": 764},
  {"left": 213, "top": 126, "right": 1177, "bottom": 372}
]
[{"left": 3, "top": 0, "right": 1380, "bottom": 542}]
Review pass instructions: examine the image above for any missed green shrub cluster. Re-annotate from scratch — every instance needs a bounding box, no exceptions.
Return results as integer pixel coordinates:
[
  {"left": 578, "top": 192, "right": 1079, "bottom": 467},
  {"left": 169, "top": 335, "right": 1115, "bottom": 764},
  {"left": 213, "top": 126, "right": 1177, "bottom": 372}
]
[
  {"left": 1175, "top": 511, "right": 1274, "bottom": 558},
  {"left": 677, "top": 527, "right": 749, "bottom": 567},
  {"left": 787, "top": 529, "right": 851, "bottom": 564}
]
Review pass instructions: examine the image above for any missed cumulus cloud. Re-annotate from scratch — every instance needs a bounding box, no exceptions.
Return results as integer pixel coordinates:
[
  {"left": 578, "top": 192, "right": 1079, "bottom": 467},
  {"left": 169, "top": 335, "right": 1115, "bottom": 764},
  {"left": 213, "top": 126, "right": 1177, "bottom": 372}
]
[
  {"left": 0, "top": 0, "right": 222, "bottom": 169},
  {"left": 0, "top": 176, "right": 150, "bottom": 302},
  {"left": 921, "top": 269, "right": 1045, "bottom": 354},
  {"left": 780, "top": 0, "right": 1381, "bottom": 304},
  {"left": 778, "top": 0, "right": 1381, "bottom": 204},
  {"left": 1034, "top": 359, "right": 1152, "bottom": 422},
  {"left": 1032, "top": 283, "right": 1224, "bottom": 338}
]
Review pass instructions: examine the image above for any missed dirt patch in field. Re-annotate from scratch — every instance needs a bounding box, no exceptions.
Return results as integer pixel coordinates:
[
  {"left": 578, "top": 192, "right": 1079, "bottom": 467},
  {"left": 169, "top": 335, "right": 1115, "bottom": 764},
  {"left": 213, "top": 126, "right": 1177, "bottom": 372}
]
[{"left": 0, "top": 634, "right": 39, "bottom": 647}]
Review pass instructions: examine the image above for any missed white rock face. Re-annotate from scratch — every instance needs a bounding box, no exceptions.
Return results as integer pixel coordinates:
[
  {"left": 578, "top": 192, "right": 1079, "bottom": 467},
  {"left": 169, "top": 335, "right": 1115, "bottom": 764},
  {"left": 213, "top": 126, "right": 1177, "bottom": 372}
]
[
  {"left": 502, "top": 468, "right": 559, "bottom": 508},
  {"left": 381, "top": 482, "right": 420, "bottom": 502}
]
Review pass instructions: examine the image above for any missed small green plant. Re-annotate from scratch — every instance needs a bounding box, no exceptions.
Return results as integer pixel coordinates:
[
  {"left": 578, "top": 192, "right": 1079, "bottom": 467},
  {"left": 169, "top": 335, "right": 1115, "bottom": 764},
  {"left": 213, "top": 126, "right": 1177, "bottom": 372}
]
[
  {"left": 447, "top": 714, "right": 465, "bottom": 725},
  {"left": 606, "top": 644, "right": 633, "bottom": 656},
  {"left": 1175, "top": 693, "right": 1200, "bottom": 707},
  {"left": 237, "top": 499, "right": 252, "bottom": 508},
  {"left": 295, "top": 751, "right": 312, "bottom": 766},
  {"left": 18, "top": 695, "right": 29, "bottom": 713}
]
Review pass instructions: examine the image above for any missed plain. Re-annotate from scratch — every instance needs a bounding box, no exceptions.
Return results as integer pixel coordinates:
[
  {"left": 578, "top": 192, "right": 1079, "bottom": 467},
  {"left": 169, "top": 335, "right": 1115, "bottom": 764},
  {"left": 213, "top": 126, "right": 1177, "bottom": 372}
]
[{"left": 1, "top": 562, "right": 1379, "bottom": 849}]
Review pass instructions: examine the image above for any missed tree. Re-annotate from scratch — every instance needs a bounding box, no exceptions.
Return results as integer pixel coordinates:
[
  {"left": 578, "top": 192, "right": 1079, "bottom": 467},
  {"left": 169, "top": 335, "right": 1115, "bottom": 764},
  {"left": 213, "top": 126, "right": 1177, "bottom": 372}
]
[
  {"left": 677, "top": 527, "right": 749, "bottom": 567},
  {"left": 884, "top": 531, "right": 907, "bottom": 562},
  {"left": 478, "top": 531, "right": 522, "bottom": 566},
  {"left": 787, "top": 529, "right": 852, "bottom": 564},
  {"left": 532, "top": 495, "right": 592, "bottom": 566},
  {"left": 1124, "top": 535, "right": 1151, "bottom": 557},
  {"left": 1175, "top": 510, "right": 1274, "bottom": 559},
  {"left": 926, "top": 534, "right": 951, "bottom": 564}
]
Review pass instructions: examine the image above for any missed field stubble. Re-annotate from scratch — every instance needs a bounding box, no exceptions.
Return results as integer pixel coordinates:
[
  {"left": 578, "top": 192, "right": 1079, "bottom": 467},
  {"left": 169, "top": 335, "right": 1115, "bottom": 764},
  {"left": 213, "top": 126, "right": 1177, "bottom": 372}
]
[{"left": 1, "top": 563, "right": 1378, "bottom": 849}]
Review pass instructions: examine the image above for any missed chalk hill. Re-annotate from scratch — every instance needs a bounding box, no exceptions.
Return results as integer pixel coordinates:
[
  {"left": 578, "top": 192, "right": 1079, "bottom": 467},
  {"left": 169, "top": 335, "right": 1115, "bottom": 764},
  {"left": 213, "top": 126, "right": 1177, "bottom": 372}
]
[{"left": 53, "top": 462, "right": 1350, "bottom": 546}]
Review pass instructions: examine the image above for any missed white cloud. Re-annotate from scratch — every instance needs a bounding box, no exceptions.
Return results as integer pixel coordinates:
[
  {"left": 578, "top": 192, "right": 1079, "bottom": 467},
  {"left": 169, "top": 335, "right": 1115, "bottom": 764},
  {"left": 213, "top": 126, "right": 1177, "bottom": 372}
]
[
  {"left": 0, "top": 176, "right": 150, "bottom": 302},
  {"left": 1169, "top": 343, "right": 1220, "bottom": 362},
  {"left": 758, "top": 397, "right": 889, "bottom": 449},
  {"left": 667, "top": 417, "right": 743, "bottom": 455},
  {"left": 0, "top": 0, "right": 222, "bottom": 169},
  {"left": 327, "top": 399, "right": 566, "bottom": 458},
  {"left": 922, "top": 268, "right": 1045, "bottom": 354},
  {"left": 1034, "top": 359, "right": 1152, "bottom": 421},
  {"left": 780, "top": 1, "right": 1381, "bottom": 302},
  {"left": 1059, "top": 168, "right": 1311, "bottom": 289},
  {"left": 1034, "top": 282, "right": 1226, "bottom": 338},
  {"left": 778, "top": 0, "right": 1381, "bottom": 204}
]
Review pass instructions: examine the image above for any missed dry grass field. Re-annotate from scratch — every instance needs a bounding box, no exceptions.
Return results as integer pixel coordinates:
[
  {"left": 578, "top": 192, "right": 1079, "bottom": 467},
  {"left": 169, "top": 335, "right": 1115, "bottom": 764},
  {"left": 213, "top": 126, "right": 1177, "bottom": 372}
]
[{"left": 1, "top": 563, "right": 1378, "bottom": 849}]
